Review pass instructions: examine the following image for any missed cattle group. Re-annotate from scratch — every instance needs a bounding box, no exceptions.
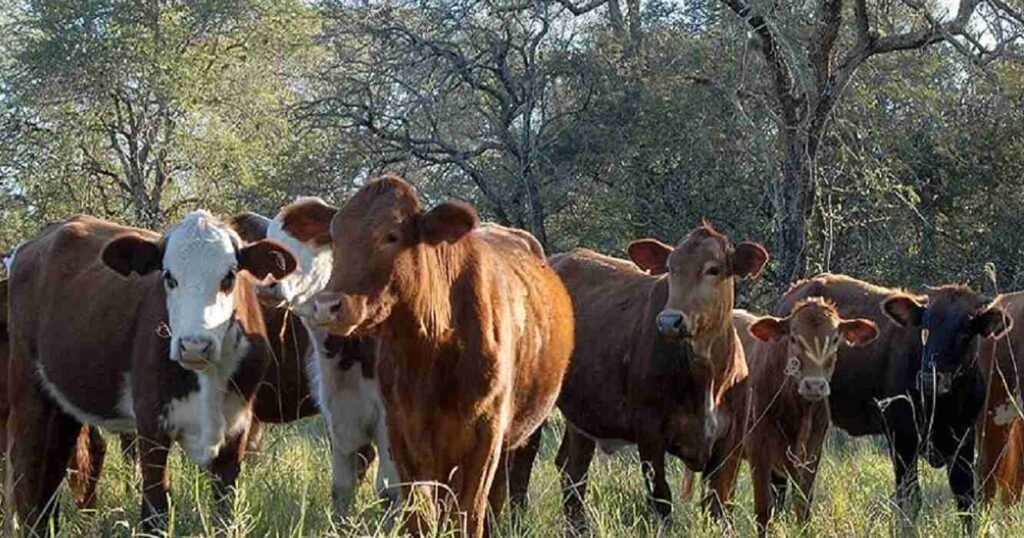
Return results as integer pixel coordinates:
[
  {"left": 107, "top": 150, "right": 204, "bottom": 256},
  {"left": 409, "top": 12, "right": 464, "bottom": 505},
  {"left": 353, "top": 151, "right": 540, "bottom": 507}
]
[{"left": 1, "top": 173, "right": 1022, "bottom": 537}]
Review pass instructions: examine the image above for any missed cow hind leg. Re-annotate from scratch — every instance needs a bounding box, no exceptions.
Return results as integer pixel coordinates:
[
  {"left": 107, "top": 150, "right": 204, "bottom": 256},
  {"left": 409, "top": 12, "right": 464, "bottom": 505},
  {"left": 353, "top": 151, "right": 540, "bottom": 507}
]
[
  {"left": 508, "top": 426, "right": 542, "bottom": 511},
  {"left": 68, "top": 425, "right": 107, "bottom": 510},
  {"left": 557, "top": 427, "right": 596, "bottom": 534}
]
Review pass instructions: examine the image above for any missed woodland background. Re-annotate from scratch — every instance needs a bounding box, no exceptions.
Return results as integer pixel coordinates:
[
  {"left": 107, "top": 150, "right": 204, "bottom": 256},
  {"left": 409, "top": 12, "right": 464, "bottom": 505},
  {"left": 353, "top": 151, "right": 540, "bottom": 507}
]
[{"left": 3, "top": 0, "right": 1024, "bottom": 308}]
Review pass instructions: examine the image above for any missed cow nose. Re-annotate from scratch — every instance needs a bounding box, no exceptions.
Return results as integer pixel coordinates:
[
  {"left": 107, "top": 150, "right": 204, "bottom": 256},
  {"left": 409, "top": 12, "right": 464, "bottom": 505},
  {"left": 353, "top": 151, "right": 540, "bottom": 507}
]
[
  {"left": 656, "top": 310, "right": 690, "bottom": 339},
  {"left": 178, "top": 336, "right": 214, "bottom": 369},
  {"left": 798, "top": 378, "right": 830, "bottom": 401},
  {"left": 313, "top": 293, "right": 341, "bottom": 328}
]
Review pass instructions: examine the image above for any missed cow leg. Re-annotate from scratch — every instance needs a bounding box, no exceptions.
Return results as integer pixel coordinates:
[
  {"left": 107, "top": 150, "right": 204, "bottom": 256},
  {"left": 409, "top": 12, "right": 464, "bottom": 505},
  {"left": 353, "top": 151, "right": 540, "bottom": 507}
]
[
  {"left": 209, "top": 428, "right": 249, "bottom": 529},
  {"left": 137, "top": 429, "right": 172, "bottom": 532},
  {"left": 702, "top": 442, "right": 742, "bottom": 520},
  {"left": 373, "top": 412, "right": 400, "bottom": 507},
  {"left": 557, "top": 426, "right": 596, "bottom": 534},
  {"left": 119, "top": 433, "right": 138, "bottom": 467},
  {"left": 947, "top": 434, "right": 976, "bottom": 535},
  {"left": 508, "top": 426, "right": 542, "bottom": 511},
  {"left": 357, "top": 443, "right": 376, "bottom": 482},
  {"left": 889, "top": 431, "right": 921, "bottom": 530},
  {"left": 453, "top": 421, "right": 504, "bottom": 538},
  {"left": 770, "top": 471, "right": 788, "bottom": 515},
  {"left": 10, "top": 399, "right": 80, "bottom": 535},
  {"left": 68, "top": 425, "right": 107, "bottom": 510},
  {"left": 792, "top": 460, "right": 820, "bottom": 527},
  {"left": 680, "top": 468, "right": 695, "bottom": 503},
  {"left": 486, "top": 451, "right": 511, "bottom": 535},
  {"left": 330, "top": 444, "right": 361, "bottom": 516},
  {"left": 750, "top": 451, "right": 773, "bottom": 538},
  {"left": 245, "top": 418, "right": 266, "bottom": 455},
  {"left": 637, "top": 436, "right": 672, "bottom": 519}
]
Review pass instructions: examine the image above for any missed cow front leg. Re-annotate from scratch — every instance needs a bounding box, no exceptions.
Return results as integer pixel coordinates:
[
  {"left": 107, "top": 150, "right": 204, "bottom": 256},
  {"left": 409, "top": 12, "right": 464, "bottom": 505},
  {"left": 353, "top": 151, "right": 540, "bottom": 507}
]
[
  {"left": 138, "top": 429, "right": 172, "bottom": 532},
  {"left": 373, "top": 411, "right": 400, "bottom": 507},
  {"left": 947, "top": 435, "right": 976, "bottom": 535},
  {"left": 508, "top": 425, "right": 543, "bottom": 511},
  {"left": 637, "top": 437, "right": 672, "bottom": 519},
  {"left": 209, "top": 427, "right": 249, "bottom": 530},
  {"left": 750, "top": 451, "right": 774, "bottom": 538},
  {"left": 701, "top": 442, "right": 742, "bottom": 520},
  {"left": 452, "top": 419, "right": 504, "bottom": 538},
  {"left": 889, "top": 431, "right": 921, "bottom": 533},
  {"left": 69, "top": 425, "right": 107, "bottom": 510},
  {"left": 556, "top": 426, "right": 596, "bottom": 535}
]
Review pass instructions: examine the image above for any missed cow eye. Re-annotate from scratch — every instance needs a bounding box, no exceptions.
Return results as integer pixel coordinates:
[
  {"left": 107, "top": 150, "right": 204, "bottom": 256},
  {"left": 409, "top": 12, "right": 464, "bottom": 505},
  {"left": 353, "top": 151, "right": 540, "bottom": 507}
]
[
  {"left": 384, "top": 232, "right": 400, "bottom": 244},
  {"left": 220, "top": 271, "right": 237, "bottom": 293},
  {"left": 705, "top": 266, "right": 722, "bottom": 277},
  {"left": 163, "top": 271, "right": 177, "bottom": 290}
]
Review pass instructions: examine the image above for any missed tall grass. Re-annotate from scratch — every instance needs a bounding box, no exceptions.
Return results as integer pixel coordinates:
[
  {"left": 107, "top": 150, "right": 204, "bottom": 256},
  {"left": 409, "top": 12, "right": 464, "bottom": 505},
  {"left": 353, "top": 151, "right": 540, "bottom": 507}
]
[{"left": 31, "top": 413, "right": 1024, "bottom": 536}]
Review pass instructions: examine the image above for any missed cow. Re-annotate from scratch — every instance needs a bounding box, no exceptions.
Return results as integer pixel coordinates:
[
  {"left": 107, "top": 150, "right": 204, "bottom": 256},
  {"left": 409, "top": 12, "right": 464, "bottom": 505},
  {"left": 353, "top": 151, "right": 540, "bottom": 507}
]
[
  {"left": 5, "top": 212, "right": 296, "bottom": 533},
  {"left": 975, "top": 291, "right": 1024, "bottom": 505},
  {"left": 280, "top": 175, "right": 573, "bottom": 537},
  {"left": 780, "top": 274, "right": 1011, "bottom": 531},
  {"left": 234, "top": 204, "right": 400, "bottom": 514},
  {"left": 540, "top": 224, "right": 768, "bottom": 530},
  {"left": 742, "top": 298, "right": 877, "bottom": 535}
]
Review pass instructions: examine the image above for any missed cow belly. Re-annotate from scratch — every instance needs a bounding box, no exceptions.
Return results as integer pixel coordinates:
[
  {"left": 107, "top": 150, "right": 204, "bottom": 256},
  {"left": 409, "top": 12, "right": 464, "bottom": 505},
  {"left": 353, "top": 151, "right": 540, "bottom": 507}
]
[
  {"left": 37, "top": 364, "right": 135, "bottom": 433},
  {"left": 162, "top": 376, "right": 250, "bottom": 465},
  {"left": 565, "top": 417, "right": 633, "bottom": 455}
]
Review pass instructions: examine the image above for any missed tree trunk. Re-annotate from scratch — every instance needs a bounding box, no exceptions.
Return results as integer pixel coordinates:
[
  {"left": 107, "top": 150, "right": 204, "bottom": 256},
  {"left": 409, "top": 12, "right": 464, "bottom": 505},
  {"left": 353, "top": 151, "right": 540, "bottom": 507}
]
[{"left": 772, "top": 129, "right": 814, "bottom": 284}]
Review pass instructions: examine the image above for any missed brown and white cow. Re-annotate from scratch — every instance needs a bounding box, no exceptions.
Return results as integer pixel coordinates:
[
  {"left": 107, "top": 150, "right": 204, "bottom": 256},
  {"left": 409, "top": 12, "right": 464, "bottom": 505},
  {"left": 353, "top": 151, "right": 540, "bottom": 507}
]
[
  {"left": 976, "top": 291, "right": 1024, "bottom": 505},
  {"left": 540, "top": 225, "right": 767, "bottom": 528},
  {"left": 281, "top": 175, "right": 573, "bottom": 537},
  {"left": 233, "top": 205, "right": 400, "bottom": 513},
  {"left": 5, "top": 212, "right": 295, "bottom": 533},
  {"left": 742, "top": 298, "right": 877, "bottom": 535}
]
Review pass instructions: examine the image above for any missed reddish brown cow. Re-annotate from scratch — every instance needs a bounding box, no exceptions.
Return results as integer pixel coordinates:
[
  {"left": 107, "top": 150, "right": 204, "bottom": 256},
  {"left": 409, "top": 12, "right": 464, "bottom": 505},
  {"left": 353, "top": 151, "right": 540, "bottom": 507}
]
[
  {"left": 542, "top": 225, "right": 767, "bottom": 528},
  {"left": 742, "top": 298, "right": 877, "bottom": 535},
  {"left": 977, "top": 292, "right": 1024, "bottom": 505},
  {"left": 6, "top": 212, "right": 295, "bottom": 533},
  {"left": 281, "top": 175, "right": 573, "bottom": 537}
]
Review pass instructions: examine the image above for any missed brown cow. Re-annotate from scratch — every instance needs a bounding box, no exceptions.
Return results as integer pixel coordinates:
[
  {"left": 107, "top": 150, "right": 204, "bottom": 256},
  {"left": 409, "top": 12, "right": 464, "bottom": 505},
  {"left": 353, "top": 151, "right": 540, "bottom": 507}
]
[
  {"left": 6, "top": 212, "right": 295, "bottom": 533},
  {"left": 280, "top": 175, "right": 573, "bottom": 537},
  {"left": 542, "top": 225, "right": 767, "bottom": 528},
  {"left": 976, "top": 291, "right": 1024, "bottom": 505},
  {"left": 743, "top": 298, "right": 877, "bottom": 535}
]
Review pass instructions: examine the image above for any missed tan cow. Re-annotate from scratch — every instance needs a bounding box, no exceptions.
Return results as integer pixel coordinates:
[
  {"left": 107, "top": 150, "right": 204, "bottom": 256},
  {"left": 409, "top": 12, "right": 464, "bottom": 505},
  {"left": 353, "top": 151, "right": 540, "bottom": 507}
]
[
  {"left": 5, "top": 212, "right": 295, "bottom": 533},
  {"left": 280, "top": 175, "right": 573, "bottom": 537}
]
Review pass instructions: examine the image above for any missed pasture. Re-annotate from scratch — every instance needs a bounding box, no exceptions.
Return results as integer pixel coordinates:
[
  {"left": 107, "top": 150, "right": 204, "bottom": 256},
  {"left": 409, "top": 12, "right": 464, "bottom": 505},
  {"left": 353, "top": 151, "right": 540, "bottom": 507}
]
[{"left": 39, "top": 413, "right": 1021, "bottom": 537}]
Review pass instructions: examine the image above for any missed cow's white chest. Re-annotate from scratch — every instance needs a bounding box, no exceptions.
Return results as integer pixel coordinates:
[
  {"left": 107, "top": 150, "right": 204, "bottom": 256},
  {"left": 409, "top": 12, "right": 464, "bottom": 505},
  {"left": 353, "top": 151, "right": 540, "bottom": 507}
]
[{"left": 161, "top": 325, "right": 251, "bottom": 465}]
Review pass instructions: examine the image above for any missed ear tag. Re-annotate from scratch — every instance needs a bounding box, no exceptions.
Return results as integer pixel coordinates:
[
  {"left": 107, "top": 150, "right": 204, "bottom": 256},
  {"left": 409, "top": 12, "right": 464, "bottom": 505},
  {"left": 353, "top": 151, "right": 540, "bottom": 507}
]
[
  {"left": 785, "top": 356, "right": 801, "bottom": 377},
  {"left": 920, "top": 329, "right": 929, "bottom": 345}
]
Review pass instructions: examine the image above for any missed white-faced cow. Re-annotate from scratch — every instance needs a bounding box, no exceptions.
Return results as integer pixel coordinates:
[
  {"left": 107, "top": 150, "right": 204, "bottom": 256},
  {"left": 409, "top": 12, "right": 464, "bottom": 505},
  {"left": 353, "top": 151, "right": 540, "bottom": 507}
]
[{"left": 5, "top": 212, "right": 295, "bottom": 533}]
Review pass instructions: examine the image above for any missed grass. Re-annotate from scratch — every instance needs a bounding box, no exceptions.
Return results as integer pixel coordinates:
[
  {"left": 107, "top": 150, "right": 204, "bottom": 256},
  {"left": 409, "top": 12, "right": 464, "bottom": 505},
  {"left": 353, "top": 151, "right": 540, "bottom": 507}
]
[{"left": 23, "top": 412, "right": 1024, "bottom": 537}]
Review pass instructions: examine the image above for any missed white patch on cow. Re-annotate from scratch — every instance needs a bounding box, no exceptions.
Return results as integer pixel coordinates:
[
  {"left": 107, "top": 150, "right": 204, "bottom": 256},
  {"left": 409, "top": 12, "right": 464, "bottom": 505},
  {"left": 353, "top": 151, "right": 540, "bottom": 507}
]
[
  {"left": 161, "top": 321, "right": 251, "bottom": 465},
  {"left": 265, "top": 200, "right": 334, "bottom": 317},
  {"left": 993, "top": 393, "right": 1024, "bottom": 426},
  {"left": 565, "top": 418, "right": 632, "bottom": 455},
  {"left": 162, "top": 211, "right": 242, "bottom": 364},
  {"left": 36, "top": 364, "right": 136, "bottom": 433}
]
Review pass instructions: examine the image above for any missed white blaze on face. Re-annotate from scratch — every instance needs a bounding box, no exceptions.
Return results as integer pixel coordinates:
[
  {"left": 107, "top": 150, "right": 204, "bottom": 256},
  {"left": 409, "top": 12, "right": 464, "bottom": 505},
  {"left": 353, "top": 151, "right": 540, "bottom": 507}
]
[
  {"left": 163, "top": 211, "right": 241, "bottom": 363},
  {"left": 266, "top": 202, "right": 334, "bottom": 317}
]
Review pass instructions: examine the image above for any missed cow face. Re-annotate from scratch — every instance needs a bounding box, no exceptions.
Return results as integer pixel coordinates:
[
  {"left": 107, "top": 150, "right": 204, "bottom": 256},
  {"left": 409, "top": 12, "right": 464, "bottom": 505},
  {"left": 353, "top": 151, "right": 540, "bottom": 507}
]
[
  {"left": 751, "top": 298, "right": 878, "bottom": 401},
  {"left": 256, "top": 198, "right": 337, "bottom": 318},
  {"left": 629, "top": 226, "right": 768, "bottom": 343},
  {"left": 281, "top": 175, "right": 477, "bottom": 337},
  {"left": 883, "top": 286, "right": 1011, "bottom": 396},
  {"left": 102, "top": 211, "right": 296, "bottom": 371}
]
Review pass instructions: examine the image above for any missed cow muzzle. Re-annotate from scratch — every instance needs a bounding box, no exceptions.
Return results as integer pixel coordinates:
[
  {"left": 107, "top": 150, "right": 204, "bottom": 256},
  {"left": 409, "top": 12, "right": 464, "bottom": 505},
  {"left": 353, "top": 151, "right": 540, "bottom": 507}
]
[
  {"left": 175, "top": 335, "right": 215, "bottom": 371},
  {"left": 918, "top": 368, "right": 953, "bottom": 396},
  {"left": 313, "top": 292, "right": 366, "bottom": 336},
  {"left": 798, "top": 377, "right": 831, "bottom": 401},
  {"left": 656, "top": 309, "right": 691, "bottom": 340}
]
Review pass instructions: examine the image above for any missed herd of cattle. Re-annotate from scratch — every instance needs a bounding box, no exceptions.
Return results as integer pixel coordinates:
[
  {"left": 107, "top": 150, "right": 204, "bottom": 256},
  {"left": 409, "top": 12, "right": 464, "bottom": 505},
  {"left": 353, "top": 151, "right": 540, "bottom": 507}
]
[{"left": 1, "top": 174, "right": 1024, "bottom": 536}]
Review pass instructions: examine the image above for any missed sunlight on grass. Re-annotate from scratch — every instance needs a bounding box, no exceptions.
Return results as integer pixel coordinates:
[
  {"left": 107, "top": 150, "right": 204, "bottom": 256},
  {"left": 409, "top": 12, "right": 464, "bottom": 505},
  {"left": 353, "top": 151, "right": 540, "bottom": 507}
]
[{"left": 37, "top": 413, "right": 1024, "bottom": 536}]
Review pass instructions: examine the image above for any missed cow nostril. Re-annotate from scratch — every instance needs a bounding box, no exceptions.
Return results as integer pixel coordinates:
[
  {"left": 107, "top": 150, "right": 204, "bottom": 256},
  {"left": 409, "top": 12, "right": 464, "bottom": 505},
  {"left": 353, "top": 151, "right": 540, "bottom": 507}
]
[{"left": 330, "top": 303, "right": 341, "bottom": 314}]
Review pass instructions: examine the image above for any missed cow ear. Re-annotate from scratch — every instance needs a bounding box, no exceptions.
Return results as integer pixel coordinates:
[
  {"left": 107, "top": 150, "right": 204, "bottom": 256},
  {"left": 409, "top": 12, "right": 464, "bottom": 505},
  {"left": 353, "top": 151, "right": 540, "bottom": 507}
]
[
  {"left": 238, "top": 240, "right": 298, "bottom": 281},
  {"left": 627, "top": 239, "right": 673, "bottom": 275},
  {"left": 882, "top": 295, "right": 925, "bottom": 327},
  {"left": 102, "top": 235, "right": 163, "bottom": 277},
  {"left": 749, "top": 316, "right": 789, "bottom": 342},
  {"left": 973, "top": 307, "right": 1012, "bottom": 339},
  {"left": 417, "top": 201, "right": 479, "bottom": 245},
  {"left": 731, "top": 242, "right": 769, "bottom": 279},
  {"left": 280, "top": 198, "right": 337, "bottom": 246},
  {"left": 839, "top": 318, "right": 879, "bottom": 346},
  {"left": 227, "top": 212, "right": 271, "bottom": 244}
]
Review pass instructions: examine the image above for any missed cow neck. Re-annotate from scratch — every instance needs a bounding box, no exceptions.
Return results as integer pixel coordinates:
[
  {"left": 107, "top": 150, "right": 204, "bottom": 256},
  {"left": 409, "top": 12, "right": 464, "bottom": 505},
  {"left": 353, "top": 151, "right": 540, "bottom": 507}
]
[
  {"left": 761, "top": 341, "right": 827, "bottom": 446},
  {"left": 389, "top": 238, "right": 471, "bottom": 353}
]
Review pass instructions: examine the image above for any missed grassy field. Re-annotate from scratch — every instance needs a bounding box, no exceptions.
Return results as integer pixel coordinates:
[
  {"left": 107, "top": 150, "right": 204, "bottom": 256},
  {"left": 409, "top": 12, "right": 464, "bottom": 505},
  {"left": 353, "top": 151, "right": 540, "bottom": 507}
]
[{"left": 34, "top": 412, "right": 1024, "bottom": 537}]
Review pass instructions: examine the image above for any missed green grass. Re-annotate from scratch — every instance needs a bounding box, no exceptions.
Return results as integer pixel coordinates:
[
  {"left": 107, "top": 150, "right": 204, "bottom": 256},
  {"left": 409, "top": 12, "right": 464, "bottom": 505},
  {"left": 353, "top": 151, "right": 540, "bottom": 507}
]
[{"left": 25, "top": 413, "right": 1024, "bottom": 536}]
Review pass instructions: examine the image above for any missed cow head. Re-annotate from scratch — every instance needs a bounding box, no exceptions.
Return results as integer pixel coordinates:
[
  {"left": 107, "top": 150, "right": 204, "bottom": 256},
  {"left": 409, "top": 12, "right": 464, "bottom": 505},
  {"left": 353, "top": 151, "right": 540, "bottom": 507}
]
[
  {"left": 883, "top": 286, "right": 1010, "bottom": 396},
  {"left": 281, "top": 175, "right": 476, "bottom": 337},
  {"left": 102, "top": 211, "right": 297, "bottom": 371},
  {"left": 750, "top": 298, "right": 878, "bottom": 401},
  {"left": 628, "top": 225, "right": 768, "bottom": 343},
  {"left": 260, "top": 197, "right": 337, "bottom": 318}
]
